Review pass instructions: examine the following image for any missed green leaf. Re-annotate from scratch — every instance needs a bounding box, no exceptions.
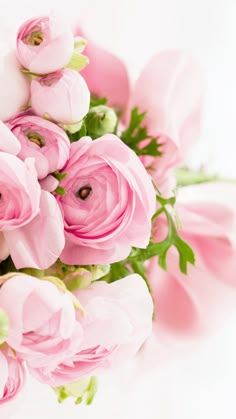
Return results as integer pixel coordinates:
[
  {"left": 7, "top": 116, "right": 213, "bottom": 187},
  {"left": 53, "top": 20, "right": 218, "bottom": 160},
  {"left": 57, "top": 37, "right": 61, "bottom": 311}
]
[
  {"left": 54, "top": 186, "right": 66, "bottom": 196},
  {"left": 106, "top": 261, "right": 131, "bottom": 283},
  {"left": 67, "top": 121, "right": 87, "bottom": 143},
  {"left": 128, "top": 204, "right": 195, "bottom": 275},
  {"left": 53, "top": 376, "right": 98, "bottom": 406},
  {"left": 66, "top": 52, "right": 89, "bottom": 71},
  {"left": 90, "top": 96, "right": 108, "bottom": 107},
  {"left": 120, "top": 107, "right": 162, "bottom": 157}
]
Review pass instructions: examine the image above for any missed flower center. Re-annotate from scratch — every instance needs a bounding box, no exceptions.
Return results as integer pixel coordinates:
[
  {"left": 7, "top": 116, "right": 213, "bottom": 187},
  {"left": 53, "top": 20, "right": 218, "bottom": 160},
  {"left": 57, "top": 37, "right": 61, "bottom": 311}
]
[
  {"left": 76, "top": 185, "right": 92, "bottom": 201},
  {"left": 25, "top": 30, "right": 44, "bottom": 46},
  {"left": 27, "top": 132, "right": 45, "bottom": 147}
]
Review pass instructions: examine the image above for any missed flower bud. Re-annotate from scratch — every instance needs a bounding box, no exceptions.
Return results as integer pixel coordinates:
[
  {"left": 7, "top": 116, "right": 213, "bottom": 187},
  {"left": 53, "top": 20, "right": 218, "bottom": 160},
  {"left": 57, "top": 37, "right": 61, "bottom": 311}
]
[
  {"left": 31, "top": 69, "right": 90, "bottom": 124},
  {"left": 86, "top": 105, "right": 117, "bottom": 138},
  {"left": 16, "top": 14, "right": 74, "bottom": 74}
]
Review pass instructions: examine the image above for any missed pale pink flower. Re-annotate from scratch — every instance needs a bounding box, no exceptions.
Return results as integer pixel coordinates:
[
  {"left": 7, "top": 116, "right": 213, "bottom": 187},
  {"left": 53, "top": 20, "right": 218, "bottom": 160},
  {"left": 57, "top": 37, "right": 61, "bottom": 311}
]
[
  {"left": 148, "top": 182, "right": 236, "bottom": 342},
  {"left": 8, "top": 113, "right": 70, "bottom": 179},
  {"left": 16, "top": 15, "right": 74, "bottom": 74},
  {"left": 75, "top": 26, "right": 205, "bottom": 195},
  {"left": 0, "top": 274, "right": 83, "bottom": 373},
  {"left": 30, "top": 274, "right": 153, "bottom": 386},
  {"left": 0, "top": 349, "right": 27, "bottom": 419},
  {"left": 0, "top": 121, "right": 21, "bottom": 155},
  {"left": 31, "top": 69, "right": 90, "bottom": 125},
  {"left": 0, "top": 152, "right": 65, "bottom": 268},
  {"left": 0, "top": 45, "right": 30, "bottom": 122},
  {"left": 57, "top": 135, "right": 156, "bottom": 265}
]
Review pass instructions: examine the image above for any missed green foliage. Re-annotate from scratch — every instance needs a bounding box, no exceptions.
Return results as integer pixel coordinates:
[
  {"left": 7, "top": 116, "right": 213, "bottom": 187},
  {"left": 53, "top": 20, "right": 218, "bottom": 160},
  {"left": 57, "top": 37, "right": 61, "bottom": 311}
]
[
  {"left": 128, "top": 194, "right": 195, "bottom": 275},
  {"left": 121, "top": 107, "right": 162, "bottom": 156},
  {"left": 53, "top": 377, "right": 98, "bottom": 405}
]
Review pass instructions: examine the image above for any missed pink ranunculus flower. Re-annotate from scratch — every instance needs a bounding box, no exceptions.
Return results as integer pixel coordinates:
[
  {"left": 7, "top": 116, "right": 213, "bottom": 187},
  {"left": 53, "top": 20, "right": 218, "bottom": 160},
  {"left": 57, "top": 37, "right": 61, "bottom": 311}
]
[
  {"left": 31, "top": 69, "right": 90, "bottom": 125},
  {"left": 8, "top": 113, "right": 70, "bottom": 179},
  {"left": 75, "top": 26, "right": 205, "bottom": 195},
  {"left": 147, "top": 182, "right": 236, "bottom": 342},
  {"left": 0, "top": 349, "right": 27, "bottom": 419},
  {"left": 56, "top": 135, "right": 156, "bottom": 265},
  {"left": 0, "top": 152, "right": 65, "bottom": 268},
  {"left": 29, "top": 274, "right": 153, "bottom": 386},
  {"left": 0, "top": 274, "right": 83, "bottom": 373},
  {"left": 0, "top": 44, "right": 30, "bottom": 122},
  {"left": 16, "top": 14, "right": 74, "bottom": 74}
]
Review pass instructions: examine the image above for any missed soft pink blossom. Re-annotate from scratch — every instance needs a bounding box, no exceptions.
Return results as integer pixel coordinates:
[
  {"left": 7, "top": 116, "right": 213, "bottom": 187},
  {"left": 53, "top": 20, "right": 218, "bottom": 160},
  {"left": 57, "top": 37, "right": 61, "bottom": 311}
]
[
  {"left": 16, "top": 15, "right": 74, "bottom": 74},
  {"left": 77, "top": 27, "right": 130, "bottom": 114},
  {"left": 0, "top": 274, "right": 83, "bottom": 373},
  {"left": 0, "top": 45, "right": 30, "bottom": 122},
  {"left": 57, "top": 135, "right": 156, "bottom": 265},
  {"left": 0, "top": 349, "right": 27, "bottom": 419},
  {"left": 30, "top": 274, "right": 153, "bottom": 386},
  {"left": 75, "top": 27, "right": 205, "bottom": 194},
  {"left": 148, "top": 182, "right": 236, "bottom": 342},
  {"left": 31, "top": 69, "right": 90, "bottom": 124},
  {"left": 0, "top": 121, "right": 21, "bottom": 155},
  {"left": 0, "top": 153, "right": 65, "bottom": 268},
  {"left": 8, "top": 113, "right": 70, "bottom": 179}
]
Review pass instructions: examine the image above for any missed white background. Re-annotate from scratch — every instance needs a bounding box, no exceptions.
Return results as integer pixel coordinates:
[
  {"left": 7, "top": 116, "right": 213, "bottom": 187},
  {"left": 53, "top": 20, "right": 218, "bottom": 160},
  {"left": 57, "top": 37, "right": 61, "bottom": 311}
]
[{"left": 1, "top": 0, "right": 236, "bottom": 418}]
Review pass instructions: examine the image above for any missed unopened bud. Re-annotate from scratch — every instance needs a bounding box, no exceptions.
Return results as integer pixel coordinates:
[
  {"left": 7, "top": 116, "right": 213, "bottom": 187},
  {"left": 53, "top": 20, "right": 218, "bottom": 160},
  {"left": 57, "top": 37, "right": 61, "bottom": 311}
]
[{"left": 86, "top": 105, "right": 117, "bottom": 138}]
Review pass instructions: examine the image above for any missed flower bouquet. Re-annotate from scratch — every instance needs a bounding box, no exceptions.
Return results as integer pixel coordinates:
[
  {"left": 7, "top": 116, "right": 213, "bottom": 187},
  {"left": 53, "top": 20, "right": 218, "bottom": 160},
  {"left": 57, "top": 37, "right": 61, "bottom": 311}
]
[{"left": 0, "top": 12, "right": 236, "bottom": 418}]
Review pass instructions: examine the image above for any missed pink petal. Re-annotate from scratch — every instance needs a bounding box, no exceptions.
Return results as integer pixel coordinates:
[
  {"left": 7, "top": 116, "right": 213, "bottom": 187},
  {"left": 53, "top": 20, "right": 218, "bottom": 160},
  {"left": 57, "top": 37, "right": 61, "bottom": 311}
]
[
  {"left": 76, "top": 26, "right": 130, "bottom": 114},
  {"left": 0, "top": 121, "right": 21, "bottom": 154},
  {"left": 4, "top": 191, "right": 65, "bottom": 269},
  {"left": 129, "top": 50, "right": 205, "bottom": 162}
]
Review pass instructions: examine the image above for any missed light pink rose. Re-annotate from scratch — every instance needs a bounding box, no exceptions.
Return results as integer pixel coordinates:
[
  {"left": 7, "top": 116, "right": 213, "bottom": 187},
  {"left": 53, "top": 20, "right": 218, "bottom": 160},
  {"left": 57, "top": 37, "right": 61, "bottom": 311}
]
[
  {"left": 147, "top": 182, "right": 236, "bottom": 342},
  {"left": 8, "top": 113, "right": 70, "bottom": 179},
  {"left": 0, "top": 349, "right": 27, "bottom": 419},
  {"left": 31, "top": 69, "right": 90, "bottom": 124},
  {"left": 0, "top": 44, "right": 30, "bottom": 122},
  {"left": 30, "top": 274, "right": 153, "bottom": 386},
  {"left": 56, "top": 135, "right": 156, "bottom": 265},
  {"left": 16, "top": 15, "right": 74, "bottom": 74},
  {"left": 0, "top": 152, "right": 65, "bottom": 268},
  {"left": 0, "top": 274, "right": 83, "bottom": 373}
]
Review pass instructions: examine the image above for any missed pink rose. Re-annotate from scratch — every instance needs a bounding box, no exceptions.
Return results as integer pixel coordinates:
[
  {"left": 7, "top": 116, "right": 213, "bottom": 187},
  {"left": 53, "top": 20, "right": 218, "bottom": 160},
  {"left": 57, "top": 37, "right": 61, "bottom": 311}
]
[
  {"left": 31, "top": 69, "right": 90, "bottom": 124},
  {"left": 0, "top": 45, "right": 30, "bottom": 122},
  {"left": 0, "top": 274, "right": 83, "bottom": 373},
  {"left": 8, "top": 113, "right": 70, "bottom": 179},
  {"left": 147, "top": 182, "right": 236, "bottom": 342},
  {"left": 16, "top": 14, "right": 74, "bottom": 74},
  {"left": 57, "top": 135, "right": 156, "bottom": 265},
  {"left": 0, "top": 152, "right": 65, "bottom": 268},
  {"left": 0, "top": 349, "right": 27, "bottom": 419},
  {"left": 30, "top": 274, "right": 153, "bottom": 386}
]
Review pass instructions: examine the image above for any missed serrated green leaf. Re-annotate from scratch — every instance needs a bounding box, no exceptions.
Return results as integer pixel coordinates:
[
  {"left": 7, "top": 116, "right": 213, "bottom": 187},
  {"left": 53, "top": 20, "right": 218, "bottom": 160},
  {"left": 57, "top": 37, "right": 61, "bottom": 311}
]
[{"left": 121, "top": 107, "right": 162, "bottom": 157}]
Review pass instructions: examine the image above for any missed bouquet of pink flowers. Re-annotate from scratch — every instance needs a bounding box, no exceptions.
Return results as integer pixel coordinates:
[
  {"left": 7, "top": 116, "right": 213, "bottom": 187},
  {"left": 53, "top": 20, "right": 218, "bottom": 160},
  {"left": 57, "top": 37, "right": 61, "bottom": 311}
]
[{"left": 1, "top": 13, "right": 236, "bottom": 418}]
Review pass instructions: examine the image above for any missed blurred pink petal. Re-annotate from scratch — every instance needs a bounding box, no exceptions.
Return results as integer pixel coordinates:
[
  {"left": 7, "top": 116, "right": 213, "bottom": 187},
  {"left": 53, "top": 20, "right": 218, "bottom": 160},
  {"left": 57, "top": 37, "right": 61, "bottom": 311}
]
[
  {"left": 75, "top": 26, "right": 130, "bottom": 114},
  {"left": 148, "top": 182, "right": 236, "bottom": 342},
  {"left": 129, "top": 50, "right": 205, "bottom": 162}
]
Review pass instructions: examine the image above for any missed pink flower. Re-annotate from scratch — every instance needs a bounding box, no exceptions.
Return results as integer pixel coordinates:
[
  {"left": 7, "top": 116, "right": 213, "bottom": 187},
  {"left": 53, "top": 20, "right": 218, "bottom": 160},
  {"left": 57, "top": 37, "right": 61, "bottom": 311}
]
[
  {"left": 76, "top": 26, "right": 205, "bottom": 194},
  {"left": 16, "top": 15, "right": 74, "bottom": 74},
  {"left": 0, "top": 121, "right": 21, "bottom": 155},
  {"left": 0, "top": 274, "right": 83, "bottom": 373},
  {"left": 30, "top": 274, "right": 153, "bottom": 386},
  {"left": 8, "top": 113, "right": 70, "bottom": 179},
  {"left": 147, "top": 182, "right": 236, "bottom": 342},
  {"left": 0, "top": 45, "right": 30, "bottom": 122},
  {"left": 0, "top": 349, "right": 27, "bottom": 419},
  {"left": 31, "top": 69, "right": 90, "bottom": 125},
  {"left": 56, "top": 135, "right": 156, "bottom": 265},
  {"left": 0, "top": 152, "right": 65, "bottom": 268}
]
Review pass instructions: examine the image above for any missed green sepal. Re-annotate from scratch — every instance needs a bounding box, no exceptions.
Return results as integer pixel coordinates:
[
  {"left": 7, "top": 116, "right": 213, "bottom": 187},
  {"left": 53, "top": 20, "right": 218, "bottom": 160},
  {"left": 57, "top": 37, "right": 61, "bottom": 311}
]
[
  {"left": 66, "top": 52, "right": 89, "bottom": 72},
  {"left": 0, "top": 309, "right": 9, "bottom": 344},
  {"left": 54, "top": 186, "right": 66, "bottom": 196},
  {"left": 53, "top": 376, "right": 98, "bottom": 406}
]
